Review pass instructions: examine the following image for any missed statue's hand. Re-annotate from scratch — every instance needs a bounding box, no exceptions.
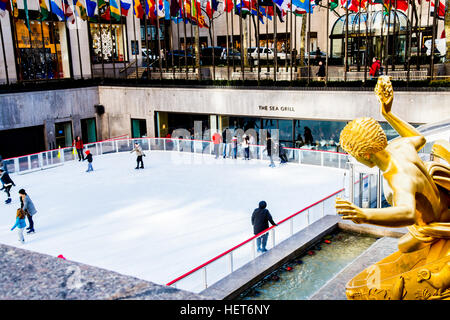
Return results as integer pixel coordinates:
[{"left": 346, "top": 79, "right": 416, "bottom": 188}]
[
  {"left": 374, "top": 76, "right": 393, "bottom": 114},
  {"left": 335, "top": 197, "right": 367, "bottom": 224}
]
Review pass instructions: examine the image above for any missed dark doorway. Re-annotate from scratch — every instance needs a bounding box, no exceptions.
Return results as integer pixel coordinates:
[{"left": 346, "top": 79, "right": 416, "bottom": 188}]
[
  {"left": 81, "top": 118, "right": 97, "bottom": 143},
  {"left": 0, "top": 125, "right": 45, "bottom": 159},
  {"left": 131, "top": 118, "right": 147, "bottom": 138}
]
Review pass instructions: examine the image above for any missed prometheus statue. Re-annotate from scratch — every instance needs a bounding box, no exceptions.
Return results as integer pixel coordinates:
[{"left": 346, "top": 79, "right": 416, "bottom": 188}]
[{"left": 335, "top": 76, "right": 450, "bottom": 300}]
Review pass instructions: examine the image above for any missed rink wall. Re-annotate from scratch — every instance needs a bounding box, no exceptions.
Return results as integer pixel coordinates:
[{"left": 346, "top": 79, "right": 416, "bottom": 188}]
[{"left": 0, "top": 85, "right": 449, "bottom": 154}]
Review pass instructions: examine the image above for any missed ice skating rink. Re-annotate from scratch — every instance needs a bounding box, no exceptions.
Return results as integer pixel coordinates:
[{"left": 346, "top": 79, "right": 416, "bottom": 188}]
[{"left": 0, "top": 151, "right": 345, "bottom": 286}]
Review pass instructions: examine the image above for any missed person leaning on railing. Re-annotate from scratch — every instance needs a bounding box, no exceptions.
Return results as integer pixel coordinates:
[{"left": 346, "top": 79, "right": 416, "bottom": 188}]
[{"left": 251, "top": 201, "right": 278, "bottom": 253}]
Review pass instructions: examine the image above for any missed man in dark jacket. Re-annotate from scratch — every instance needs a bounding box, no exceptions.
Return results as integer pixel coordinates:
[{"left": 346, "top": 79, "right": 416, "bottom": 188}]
[
  {"left": 251, "top": 201, "right": 277, "bottom": 253},
  {"left": 265, "top": 135, "right": 275, "bottom": 167},
  {"left": 0, "top": 168, "right": 15, "bottom": 204}
]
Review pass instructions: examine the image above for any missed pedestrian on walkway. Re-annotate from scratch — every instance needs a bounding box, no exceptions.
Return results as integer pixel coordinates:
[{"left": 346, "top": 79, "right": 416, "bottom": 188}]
[
  {"left": 251, "top": 201, "right": 277, "bottom": 253},
  {"left": 19, "top": 189, "right": 37, "bottom": 234}
]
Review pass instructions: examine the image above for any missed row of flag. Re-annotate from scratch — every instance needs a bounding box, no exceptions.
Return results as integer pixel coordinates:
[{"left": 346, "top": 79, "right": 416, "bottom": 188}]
[{"left": 0, "top": 0, "right": 445, "bottom": 26}]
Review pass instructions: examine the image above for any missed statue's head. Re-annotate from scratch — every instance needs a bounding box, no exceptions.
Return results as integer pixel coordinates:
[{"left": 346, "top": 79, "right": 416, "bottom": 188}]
[{"left": 340, "top": 117, "right": 388, "bottom": 167}]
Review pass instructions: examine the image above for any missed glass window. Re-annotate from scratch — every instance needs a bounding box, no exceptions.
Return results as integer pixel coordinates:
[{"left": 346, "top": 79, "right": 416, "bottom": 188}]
[
  {"left": 90, "top": 23, "right": 128, "bottom": 63},
  {"left": 15, "top": 18, "right": 70, "bottom": 80},
  {"left": 278, "top": 120, "right": 293, "bottom": 144},
  {"left": 55, "top": 121, "right": 73, "bottom": 148},
  {"left": 295, "top": 120, "right": 347, "bottom": 151}
]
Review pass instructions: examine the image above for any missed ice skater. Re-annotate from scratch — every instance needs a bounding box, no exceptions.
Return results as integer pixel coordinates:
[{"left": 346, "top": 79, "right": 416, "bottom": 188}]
[
  {"left": 0, "top": 168, "right": 15, "bottom": 204},
  {"left": 19, "top": 189, "right": 37, "bottom": 234},
  {"left": 85, "top": 150, "right": 93, "bottom": 172},
  {"left": 130, "top": 142, "right": 145, "bottom": 169},
  {"left": 212, "top": 131, "right": 222, "bottom": 159},
  {"left": 251, "top": 201, "right": 278, "bottom": 253},
  {"left": 242, "top": 134, "right": 250, "bottom": 160},
  {"left": 11, "top": 208, "right": 26, "bottom": 244},
  {"left": 231, "top": 135, "right": 238, "bottom": 159},
  {"left": 264, "top": 134, "right": 275, "bottom": 167},
  {"left": 279, "top": 143, "right": 288, "bottom": 164}
]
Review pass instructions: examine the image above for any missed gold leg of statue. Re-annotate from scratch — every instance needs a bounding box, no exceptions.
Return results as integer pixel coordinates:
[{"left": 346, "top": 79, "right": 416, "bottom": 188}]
[{"left": 335, "top": 76, "right": 450, "bottom": 300}]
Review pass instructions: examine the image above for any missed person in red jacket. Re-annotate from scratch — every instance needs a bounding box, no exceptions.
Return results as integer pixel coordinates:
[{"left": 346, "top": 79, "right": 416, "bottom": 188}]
[
  {"left": 212, "top": 131, "right": 222, "bottom": 159},
  {"left": 369, "top": 57, "right": 381, "bottom": 79},
  {"left": 73, "top": 136, "right": 85, "bottom": 161}
]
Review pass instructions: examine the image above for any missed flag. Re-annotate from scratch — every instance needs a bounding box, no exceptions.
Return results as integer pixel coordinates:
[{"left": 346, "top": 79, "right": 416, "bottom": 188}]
[
  {"left": 163, "top": 0, "right": 170, "bottom": 19},
  {"left": 62, "top": 0, "right": 75, "bottom": 23},
  {"left": 98, "top": 0, "right": 111, "bottom": 20},
  {"left": 430, "top": 0, "right": 445, "bottom": 18},
  {"left": 329, "top": 0, "right": 338, "bottom": 10},
  {"left": 206, "top": 0, "right": 212, "bottom": 17},
  {"left": 85, "top": 0, "right": 97, "bottom": 17},
  {"left": 157, "top": 0, "right": 165, "bottom": 17},
  {"left": 38, "top": 0, "right": 50, "bottom": 21},
  {"left": 0, "top": 0, "right": 11, "bottom": 17},
  {"left": 120, "top": 0, "right": 132, "bottom": 15},
  {"left": 170, "top": 0, "right": 180, "bottom": 16},
  {"left": 110, "top": 0, "right": 121, "bottom": 20},
  {"left": 224, "top": 0, "right": 234, "bottom": 11},
  {"left": 74, "top": 0, "right": 89, "bottom": 20},
  {"left": 292, "top": 0, "right": 313, "bottom": 12},
  {"left": 51, "top": 0, "right": 67, "bottom": 21},
  {"left": 133, "top": 0, "right": 145, "bottom": 18}
]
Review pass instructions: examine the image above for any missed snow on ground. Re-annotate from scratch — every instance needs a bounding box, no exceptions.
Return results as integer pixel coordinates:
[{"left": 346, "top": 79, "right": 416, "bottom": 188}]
[{"left": 0, "top": 151, "right": 345, "bottom": 286}]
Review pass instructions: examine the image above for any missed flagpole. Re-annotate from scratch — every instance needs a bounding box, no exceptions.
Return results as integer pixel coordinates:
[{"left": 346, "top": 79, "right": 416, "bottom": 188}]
[
  {"left": 156, "top": 15, "right": 162, "bottom": 80},
  {"left": 143, "top": 11, "right": 150, "bottom": 79},
  {"left": 239, "top": 0, "right": 244, "bottom": 81},
  {"left": 132, "top": 3, "right": 138, "bottom": 81},
  {"left": 285, "top": 4, "right": 288, "bottom": 72},
  {"left": 306, "top": 0, "right": 310, "bottom": 84},
  {"left": 74, "top": 7, "right": 84, "bottom": 79},
  {"left": 364, "top": 0, "right": 370, "bottom": 82},
  {"left": 391, "top": 0, "right": 397, "bottom": 72},
  {"left": 406, "top": 0, "right": 412, "bottom": 82},
  {"left": 0, "top": 18, "right": 9, "bottom": 84},
  {"left": 170, "top": 19, "right": 175, "bottom": 77},
  {"left": 325, "top": 0, "right": 329, "bottom": 85},
  {"left": 176, "top": 12, "right": 181, "bottom": 72},
  {"left": 49, "top": 0, "right": 62, "bottom": 79},
  {"left": 429, "top": 0, "right": 438, "bottom": 80},
  {"left": 24, "top": 0, "right": 36, "bottom": 80},
  {"left": 38, "top": 2, "right": 48, "bottom": 82},
  {"left": 344, "top": 7, "right": 348, "bottom": 81},
  {"left": 265, "top": 7, "right": 268, "bottom": 72},
  {"left": 190, "top": 3, "right": 194, "bottom": 74},
  {"left": 416, "top": 0, "right": 422, "bottom": 71},
  {"left": 256, "top": 0, "right": 260, "bottom": 83},
  {"left": 357, "top": 1, "right": 361, "bottom": 73},
  {"left": 211, "top": 0, "right": 216, "bottom": 81},
  {"left": 249, "top": 1, "right": 253, "bottom": 74},
  {"left": 273, "top": 1, "right": 277, "bottom": 81},
  {"left": 9, "top": 6, "right": 21, "bottom": 81},
  {"left": 194, "top": 0, "right": 200, "bottom": 81},
  {"left": 118, "top": 0, "right": 128, "bottom": 76},
  {"left": 183, "top": 0, "right": 187, "bottom": 78},
  {"left": 225, "top": 2, "right": 230, "bottom": 80},
  {"left": 385, "top": 0, "right": 392, "bottom": 75},
  {"left": 107, "top": 0, "right": 117, "bottom": 78},
  {"left": 290, "top": 0, "right": 293, "bottom": 80},
  {"left": 231, "top": 1, "right": 235, "bottom": 71}
]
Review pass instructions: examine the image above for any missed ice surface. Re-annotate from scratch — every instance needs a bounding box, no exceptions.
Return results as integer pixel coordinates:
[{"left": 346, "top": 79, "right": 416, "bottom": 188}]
[{"left": 0, "top": 151, "right": 345, "bottom": 287}]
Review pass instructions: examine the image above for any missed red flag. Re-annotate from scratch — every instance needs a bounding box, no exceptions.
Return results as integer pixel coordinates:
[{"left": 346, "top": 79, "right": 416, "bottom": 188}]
[{"left": 224, "top": 0, "right": 234, "bottom": 12}]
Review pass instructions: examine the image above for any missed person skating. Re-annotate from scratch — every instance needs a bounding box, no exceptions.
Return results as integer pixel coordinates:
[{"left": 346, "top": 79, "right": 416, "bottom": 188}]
[
  {"left": 279, "top": 143, "right": 288, "bottom": 164},
  {"left": 264, "top": 134, "right": 275, "bottom": 167},
  {"left": 19, "top": 189, "right": 37, "bottom": 234},
  {"left": 73, "top": 136, "right": 85, "bottom": 161},
  {"left": 130, "top": 142, "right": 145, "bottom": 169},
  {"left": 85, "top": 150, "right": 93, "bottom": 172},
  {"left": 231, "top": 135, "right": 238, "bottom": 159},
  {"left": 251, "top": 201, "right": 277, "bottom": 253},
  {"left": 212, "top": 131, "right": 222, "bottom": 159},
  {"left": 0, "top": 168, "right": 15, "bottom": 204},
  {"left": 11, "top": 208, "right": 26, "bottom": 244},
  {"left": 242, "top": 134, "right": 250, "bottom": 160},
  {"left": 222, "top": 129, "right": 229, "bottom": 158}
]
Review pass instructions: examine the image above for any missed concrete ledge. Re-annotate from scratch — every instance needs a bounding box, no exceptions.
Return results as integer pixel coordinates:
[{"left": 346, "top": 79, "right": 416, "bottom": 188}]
[
  {"left": 337, "top": 219, "right": 408, "bottom": 239},
  {"left": 0, "top": 243, "right": 206, "bottom": 300}
]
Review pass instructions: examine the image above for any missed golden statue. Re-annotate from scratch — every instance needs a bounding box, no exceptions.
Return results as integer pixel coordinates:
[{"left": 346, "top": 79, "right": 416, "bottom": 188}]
[{"left": 335, "top": 76, "right": 450, "bottom": 300}]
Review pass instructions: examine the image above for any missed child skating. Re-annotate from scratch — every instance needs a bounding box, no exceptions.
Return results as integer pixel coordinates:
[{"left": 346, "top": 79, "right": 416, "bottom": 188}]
[
  {"left": 11, "top": 208, "right": 26, "bottom": 244},
  {"left": 85, "top": 150, "right": 94, "bottom": 172},
  {"left": 130, "top": 142, "right": 146, "bottom": 169}
]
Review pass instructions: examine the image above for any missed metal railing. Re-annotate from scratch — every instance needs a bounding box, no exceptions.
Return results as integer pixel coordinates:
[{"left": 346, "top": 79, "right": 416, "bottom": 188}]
[{"left": 165, "top": 188, "right": 345, "bottom": 293}]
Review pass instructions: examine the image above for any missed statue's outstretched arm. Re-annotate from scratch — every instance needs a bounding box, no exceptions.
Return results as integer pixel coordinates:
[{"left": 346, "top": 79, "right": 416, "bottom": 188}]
[
  {"left": 374, "top": 77, "right": 426, "bottom": 151},
  {"left": 336, "top": 190, "right": 416, "bottom": 227}
]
